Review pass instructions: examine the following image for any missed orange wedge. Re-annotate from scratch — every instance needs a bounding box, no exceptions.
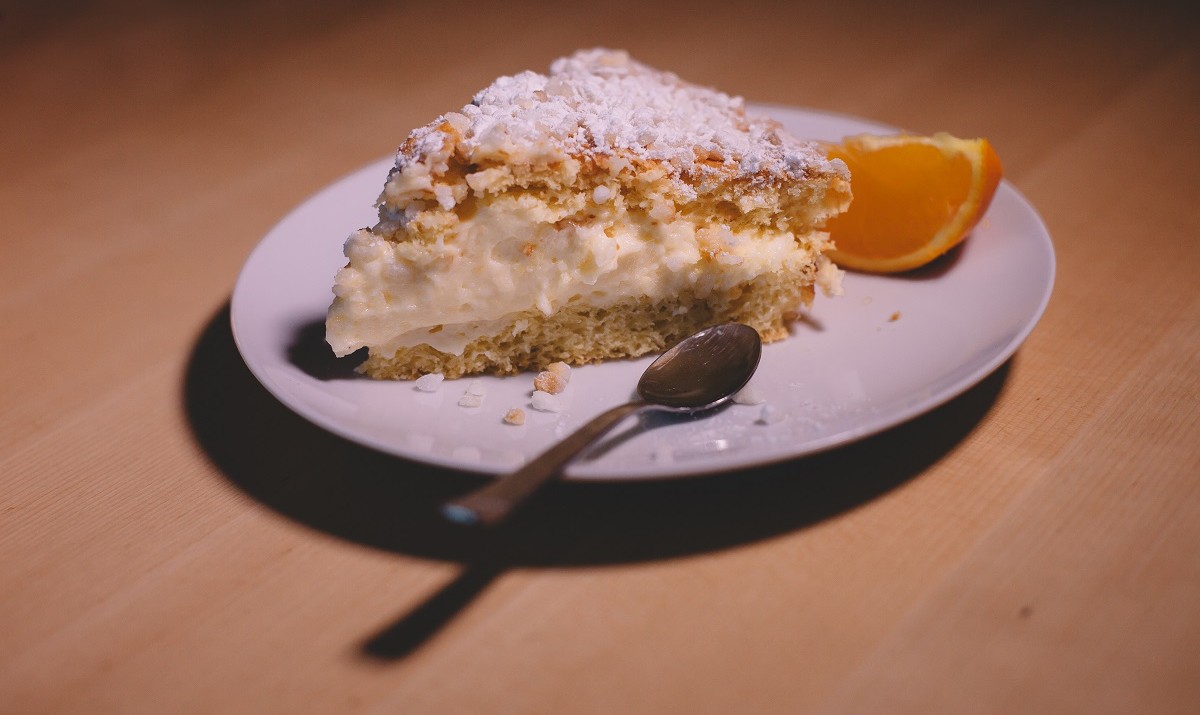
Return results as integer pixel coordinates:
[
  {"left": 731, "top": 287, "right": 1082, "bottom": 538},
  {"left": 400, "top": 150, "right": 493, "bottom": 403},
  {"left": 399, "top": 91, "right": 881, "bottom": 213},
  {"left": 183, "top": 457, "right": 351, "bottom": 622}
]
[{"left": 823, "top": 132, "right": 1003, "bottom": 273}]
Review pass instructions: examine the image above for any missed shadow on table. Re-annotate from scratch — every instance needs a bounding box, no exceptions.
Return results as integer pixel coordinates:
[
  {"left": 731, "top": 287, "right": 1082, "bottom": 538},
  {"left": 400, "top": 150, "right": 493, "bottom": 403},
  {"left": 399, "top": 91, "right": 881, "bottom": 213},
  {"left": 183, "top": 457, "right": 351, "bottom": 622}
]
[{"left": 185, "top": 302, "right": 1010, "bottom": 660}]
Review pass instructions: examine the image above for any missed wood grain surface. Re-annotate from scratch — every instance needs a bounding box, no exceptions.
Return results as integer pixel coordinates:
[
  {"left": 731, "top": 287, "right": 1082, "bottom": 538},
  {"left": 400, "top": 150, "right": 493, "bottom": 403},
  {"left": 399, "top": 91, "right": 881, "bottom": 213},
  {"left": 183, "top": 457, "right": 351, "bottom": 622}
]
[{"left": 2, "top": 1, "right": 1198, "bottom": 712}]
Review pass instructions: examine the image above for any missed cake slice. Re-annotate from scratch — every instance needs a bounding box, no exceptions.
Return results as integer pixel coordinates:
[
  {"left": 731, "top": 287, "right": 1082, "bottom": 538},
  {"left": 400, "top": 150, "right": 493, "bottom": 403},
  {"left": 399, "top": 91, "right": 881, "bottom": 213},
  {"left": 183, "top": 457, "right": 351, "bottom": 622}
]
[{"left": 326, "top": 49, "right": 851, "bottom": 379}]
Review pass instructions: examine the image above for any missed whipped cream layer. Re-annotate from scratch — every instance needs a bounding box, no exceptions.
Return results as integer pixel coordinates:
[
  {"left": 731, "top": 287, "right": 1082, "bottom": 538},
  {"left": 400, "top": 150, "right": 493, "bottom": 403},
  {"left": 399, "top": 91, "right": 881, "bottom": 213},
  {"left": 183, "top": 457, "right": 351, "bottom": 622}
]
[{"left": 326, "top": 198, "right": 840, "bottom": 357}]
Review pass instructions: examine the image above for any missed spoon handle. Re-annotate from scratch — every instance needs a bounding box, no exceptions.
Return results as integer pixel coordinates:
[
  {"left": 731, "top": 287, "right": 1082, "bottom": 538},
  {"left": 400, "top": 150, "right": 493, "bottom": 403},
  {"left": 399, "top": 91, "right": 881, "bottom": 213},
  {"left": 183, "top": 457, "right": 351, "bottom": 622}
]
[{"left": 441, "top": 400, "right": 650, "bottom": 526}]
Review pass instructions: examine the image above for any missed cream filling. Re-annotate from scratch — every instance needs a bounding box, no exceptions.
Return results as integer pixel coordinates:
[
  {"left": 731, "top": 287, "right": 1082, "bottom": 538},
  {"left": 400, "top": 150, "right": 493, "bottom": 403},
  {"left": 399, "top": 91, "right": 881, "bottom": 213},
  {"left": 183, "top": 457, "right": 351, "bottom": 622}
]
[{"left": 326, "top": 197, "right": 833, "bottom": 357}]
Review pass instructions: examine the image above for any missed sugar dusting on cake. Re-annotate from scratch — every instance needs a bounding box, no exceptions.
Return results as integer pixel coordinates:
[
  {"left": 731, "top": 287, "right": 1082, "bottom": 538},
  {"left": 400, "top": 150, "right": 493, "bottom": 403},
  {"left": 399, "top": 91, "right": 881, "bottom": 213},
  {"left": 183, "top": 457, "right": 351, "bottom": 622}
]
[{"left": 395, "top": 49, "right": 840, "bottom": 196}]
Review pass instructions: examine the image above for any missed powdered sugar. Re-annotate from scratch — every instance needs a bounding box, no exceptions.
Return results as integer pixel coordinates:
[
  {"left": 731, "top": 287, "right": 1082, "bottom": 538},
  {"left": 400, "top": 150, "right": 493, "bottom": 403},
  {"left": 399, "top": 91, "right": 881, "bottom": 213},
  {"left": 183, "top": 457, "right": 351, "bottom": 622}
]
[{"left": 395, "top": 49, "right": 833, "bottom": 195}]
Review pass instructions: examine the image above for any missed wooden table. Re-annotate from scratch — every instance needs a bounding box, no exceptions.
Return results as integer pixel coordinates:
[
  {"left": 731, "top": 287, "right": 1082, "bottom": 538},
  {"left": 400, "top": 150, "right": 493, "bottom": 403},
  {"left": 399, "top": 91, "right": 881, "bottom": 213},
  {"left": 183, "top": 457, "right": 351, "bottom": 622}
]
[{"left": 4, "top": 1, "right": 1198, "bottom": 712}]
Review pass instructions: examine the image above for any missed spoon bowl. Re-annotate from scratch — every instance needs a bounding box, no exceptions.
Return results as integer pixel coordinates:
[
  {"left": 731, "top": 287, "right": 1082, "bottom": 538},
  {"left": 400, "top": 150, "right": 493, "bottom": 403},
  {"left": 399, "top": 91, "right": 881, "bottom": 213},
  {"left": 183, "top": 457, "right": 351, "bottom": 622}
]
[
  {"left": 637, "top": 323, "right": 763, "bottom": 409},
  {"left": 442, "top": 323, "right": 762, "bottom": 526}
]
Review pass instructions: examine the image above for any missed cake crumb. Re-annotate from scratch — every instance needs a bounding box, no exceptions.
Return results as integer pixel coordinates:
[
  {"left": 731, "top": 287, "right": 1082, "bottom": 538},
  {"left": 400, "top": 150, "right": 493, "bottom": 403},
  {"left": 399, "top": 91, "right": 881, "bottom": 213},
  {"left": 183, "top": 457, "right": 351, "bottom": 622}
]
[
  {"left": 547, "top": 361, "right": 571, "bottom": 382},
  {"left": 534, "top": 370, "right": 567, "bottom": 394},
  {"left": 534, "top": 362, "right": 571, "bottom": 394},
  {"left": 733, "top": 384, "right": 766, "bottom": 405},
  {"left": 464, "top": 379, "right": 486, "bottom": 396},
  {"left": 889, "top": 311, "right": 902, "bottom": 322},
  {"left": 414, "top": 373, "right": 444, "bottom": 392},
  {"left": 530, "top": 390, "right": 561, "bottom": 412},
  {"left": 458, "top": 393, "right": 483, "bottom": 408},
  {"left": 503, "top": 408, "right": 526, "bottom": 425}
]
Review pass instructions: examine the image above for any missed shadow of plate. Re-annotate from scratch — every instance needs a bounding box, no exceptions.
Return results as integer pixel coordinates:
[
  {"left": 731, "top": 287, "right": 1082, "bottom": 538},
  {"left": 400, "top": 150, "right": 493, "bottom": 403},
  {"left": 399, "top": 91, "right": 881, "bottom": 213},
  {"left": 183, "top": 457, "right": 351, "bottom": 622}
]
[{"left": 186, "top": 302, "right": 1010, "bottom": 658}]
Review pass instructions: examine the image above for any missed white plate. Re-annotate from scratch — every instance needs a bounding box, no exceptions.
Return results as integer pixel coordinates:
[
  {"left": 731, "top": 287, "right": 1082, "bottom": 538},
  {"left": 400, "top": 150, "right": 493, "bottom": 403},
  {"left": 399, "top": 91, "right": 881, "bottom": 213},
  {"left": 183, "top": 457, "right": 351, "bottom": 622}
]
[{"left": 231, "top": 106, "right": 1054, "bottom": 481}]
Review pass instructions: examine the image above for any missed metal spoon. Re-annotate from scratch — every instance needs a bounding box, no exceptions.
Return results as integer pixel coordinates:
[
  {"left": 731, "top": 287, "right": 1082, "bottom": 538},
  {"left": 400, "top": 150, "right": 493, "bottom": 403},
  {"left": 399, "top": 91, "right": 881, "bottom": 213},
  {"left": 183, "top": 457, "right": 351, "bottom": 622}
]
[{"left": 441, "top": 323, "right": 762, "bottom": 526}]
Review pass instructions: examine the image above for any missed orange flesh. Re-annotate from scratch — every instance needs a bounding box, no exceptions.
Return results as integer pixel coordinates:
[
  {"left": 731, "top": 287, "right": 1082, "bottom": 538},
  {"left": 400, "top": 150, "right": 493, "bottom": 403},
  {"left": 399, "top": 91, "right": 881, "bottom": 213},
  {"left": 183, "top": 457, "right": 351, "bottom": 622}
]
[
  {"left": 821, "top": 134, "right": 1003, "bottom": 273},
  {"left": 826, "top": 143, "right": 973, "bottom": 259}
]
